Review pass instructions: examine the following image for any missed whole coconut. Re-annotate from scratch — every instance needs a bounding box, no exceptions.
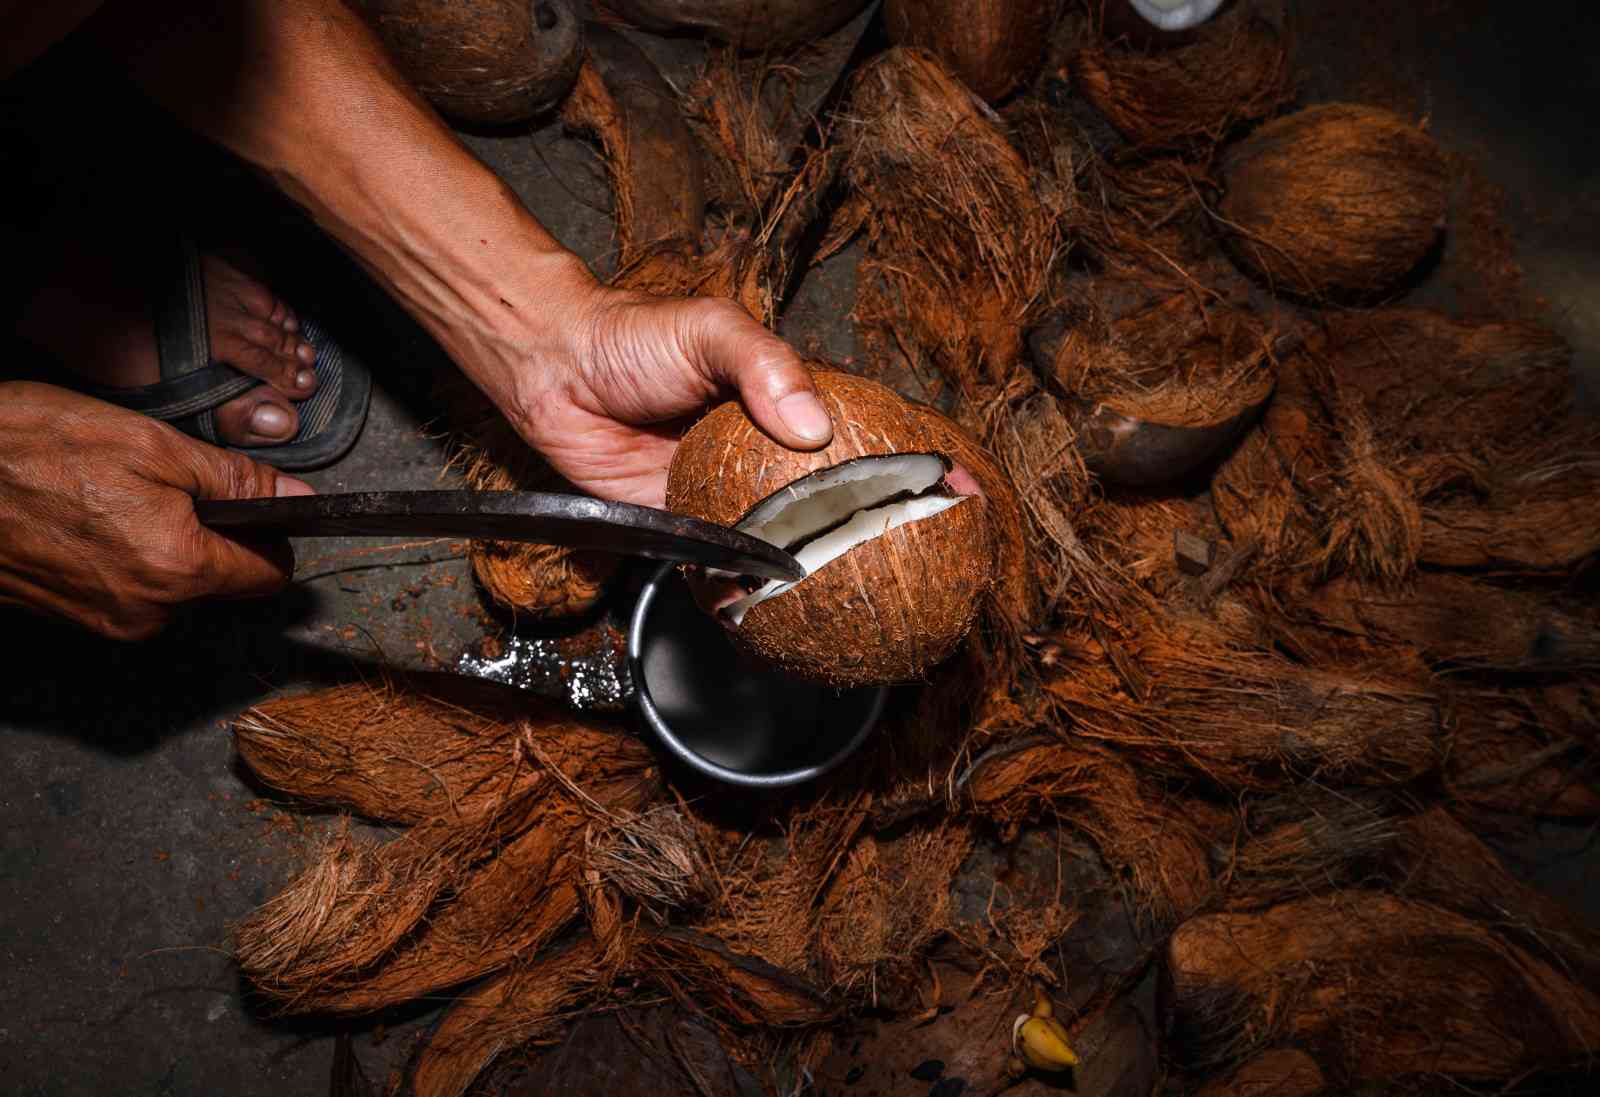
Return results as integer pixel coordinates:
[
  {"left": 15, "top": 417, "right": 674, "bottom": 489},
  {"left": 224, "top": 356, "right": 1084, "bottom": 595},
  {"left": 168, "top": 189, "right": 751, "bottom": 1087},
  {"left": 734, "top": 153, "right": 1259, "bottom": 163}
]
[
  {"left": 598, "top": 0, "right": 872, "bottom": 51},
  {"left": 665, "top": 370, "right": 997, "bottom": 687},
  {"left": 354, "top": 0, "right": 583, "bottom": 125},
  {"left": 1218, "top": 103, "right": 1450, "bottom": 300},
  {"left": 883, "top": 0, "right": 1058, "bottom": 103}
]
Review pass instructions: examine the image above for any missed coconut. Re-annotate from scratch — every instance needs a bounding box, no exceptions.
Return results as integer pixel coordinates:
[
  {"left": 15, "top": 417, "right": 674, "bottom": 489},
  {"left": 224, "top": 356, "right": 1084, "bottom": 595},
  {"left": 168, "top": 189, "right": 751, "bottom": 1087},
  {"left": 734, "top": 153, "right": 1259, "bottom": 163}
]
[
  {"left": 409, "top": 936, "right": 610, "bottom": 1097},
  {"left": 1031, "top": 294, "right": 1280, "bottom": 487},
  {"left": 665, "top": 370, "right": 997, "bottom": 687},
  {"left": 352, "top": 0, "right": 582, "bottom": 125},
  {"left": 1072, "top": 3, "right": 1293, "bottom": 148},
  {"left": 963, "top": 738, "right": 1216, "bottom": 921},
  {"left": 1218, "top": 104, "right": 1449, "bottom": 300},
  {"left": 597, "top": 0, "right": 872, "bottom": 51},
  {"left": 882, "top": 0, "right": 1057, "bottom": 103},
  {"left": 1165, "top": 891, "right": 1600, "bottom": 1079}
]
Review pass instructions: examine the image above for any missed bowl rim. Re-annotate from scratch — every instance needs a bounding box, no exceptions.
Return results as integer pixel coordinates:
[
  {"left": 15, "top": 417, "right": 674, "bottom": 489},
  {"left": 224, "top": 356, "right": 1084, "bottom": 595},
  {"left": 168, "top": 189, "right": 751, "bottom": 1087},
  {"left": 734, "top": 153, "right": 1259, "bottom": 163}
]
[{"left": 628, "top": 562, "right": 888, "bottom": 788}]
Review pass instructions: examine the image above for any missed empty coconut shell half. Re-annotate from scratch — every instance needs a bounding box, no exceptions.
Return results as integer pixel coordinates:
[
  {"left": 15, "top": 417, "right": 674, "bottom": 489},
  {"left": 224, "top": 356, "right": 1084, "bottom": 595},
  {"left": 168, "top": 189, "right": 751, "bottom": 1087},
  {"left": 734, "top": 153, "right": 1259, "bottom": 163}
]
[
  {"left": 665, "top": 370, "right": 997, "bottom": 688},
  {"left": 1029, "top": 294, "right": 1282, "bottom": 488}
]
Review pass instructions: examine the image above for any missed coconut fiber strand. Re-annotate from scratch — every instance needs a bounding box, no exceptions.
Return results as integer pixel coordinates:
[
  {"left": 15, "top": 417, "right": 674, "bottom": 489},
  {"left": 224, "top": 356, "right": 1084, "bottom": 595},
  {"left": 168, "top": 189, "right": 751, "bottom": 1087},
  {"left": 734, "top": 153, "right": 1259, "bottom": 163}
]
[{"left": 236, "top": 718, "right": 656, "bottom": 1014}]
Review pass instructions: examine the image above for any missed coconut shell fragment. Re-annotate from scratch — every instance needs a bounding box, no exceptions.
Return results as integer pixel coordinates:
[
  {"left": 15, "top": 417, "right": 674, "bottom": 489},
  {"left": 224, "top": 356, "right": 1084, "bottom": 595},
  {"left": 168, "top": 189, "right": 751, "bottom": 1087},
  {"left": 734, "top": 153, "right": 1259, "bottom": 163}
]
[
  {"left": 883, "top": 0, "right": 1058, "bottom": 103},
  {"left": 352, "top": 0, "right": 583, "bottom": 124},
  {"left": 666, "top": 369, "right": 996, "bottom": 687},
  {"left": 1219, "top": 104, "right": 1449, "bottom": 300}
]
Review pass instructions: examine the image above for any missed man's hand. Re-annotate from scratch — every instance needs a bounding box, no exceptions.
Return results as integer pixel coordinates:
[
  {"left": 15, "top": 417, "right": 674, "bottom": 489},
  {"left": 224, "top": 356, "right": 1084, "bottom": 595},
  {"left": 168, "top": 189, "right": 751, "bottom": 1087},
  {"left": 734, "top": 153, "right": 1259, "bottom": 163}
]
[
  {"left": 506, "top": 287, "right": 834, "bottom": 508},
  {"left": 0, "top": 382, "right": 313, "bottom": 640}
]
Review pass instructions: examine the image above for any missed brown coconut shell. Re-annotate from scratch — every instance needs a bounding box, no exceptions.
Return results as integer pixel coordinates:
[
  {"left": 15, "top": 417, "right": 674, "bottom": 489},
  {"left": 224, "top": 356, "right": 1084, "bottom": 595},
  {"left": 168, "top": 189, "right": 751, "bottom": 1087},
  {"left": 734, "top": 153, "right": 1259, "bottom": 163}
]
[
  {"left": 906, "top": 403, "right": 1037, "bottom": 640},
  {"left": 665, "top": 369, "right": 997, "bottom": 687},
  {"left": 596, "top": 0, "right": 873, "bottom": 51},
  {"left": 1193, "top": 1049, "right": 1325, "bottom": 1097},
  {"left": 883, "top": 0, "right": 1058, "bottom": 104},
  {"left": 1165, "top": 891, "right": 1600, "bottom": 1079},
  {"left": 352, "top": 0, "right": 583, "bottom": 125},
  {"left": 1072, "top": 3, "right": 1293, "bottom": 148},
  {"left": 1043, "top": 616, "right": 1446, "bottom": 789},
  {"left": 1219, "top": 104, "right": 1450, "bottom": 300}
]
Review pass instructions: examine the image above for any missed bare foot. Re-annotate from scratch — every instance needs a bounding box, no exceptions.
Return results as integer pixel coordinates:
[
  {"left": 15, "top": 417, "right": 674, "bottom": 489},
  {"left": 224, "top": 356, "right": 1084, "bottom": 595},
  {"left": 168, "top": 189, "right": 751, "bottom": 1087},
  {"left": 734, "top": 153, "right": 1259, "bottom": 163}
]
[{"left": 18, "top": 240, "right": 319, "bottom": 447}]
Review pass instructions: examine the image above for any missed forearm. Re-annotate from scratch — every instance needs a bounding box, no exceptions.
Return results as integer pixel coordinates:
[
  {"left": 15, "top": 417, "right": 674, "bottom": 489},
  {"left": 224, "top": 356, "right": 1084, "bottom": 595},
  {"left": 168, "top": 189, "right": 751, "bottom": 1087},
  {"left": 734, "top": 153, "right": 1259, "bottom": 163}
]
[{"left": 87, "top": 0, "right": 594, "bottom": 411}]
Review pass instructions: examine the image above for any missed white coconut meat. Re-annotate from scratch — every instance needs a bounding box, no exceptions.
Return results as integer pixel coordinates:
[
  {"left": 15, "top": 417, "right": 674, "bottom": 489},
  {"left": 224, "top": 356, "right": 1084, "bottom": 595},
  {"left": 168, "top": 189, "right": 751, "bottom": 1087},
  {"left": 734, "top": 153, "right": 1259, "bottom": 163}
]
[
  {"left": 722, "top": 453, "right": 971, "bottom": 627},
  {"left": 1126, "top": 0, "right": 1223, "bottom": 32}
]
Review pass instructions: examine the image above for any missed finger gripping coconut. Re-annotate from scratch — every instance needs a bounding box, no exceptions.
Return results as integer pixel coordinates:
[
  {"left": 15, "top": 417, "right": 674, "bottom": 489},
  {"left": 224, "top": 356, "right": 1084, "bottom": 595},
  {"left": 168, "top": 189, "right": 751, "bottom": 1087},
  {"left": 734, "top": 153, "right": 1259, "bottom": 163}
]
[{"left": 665, "top": 371, "right": 996, "bottom": 687}]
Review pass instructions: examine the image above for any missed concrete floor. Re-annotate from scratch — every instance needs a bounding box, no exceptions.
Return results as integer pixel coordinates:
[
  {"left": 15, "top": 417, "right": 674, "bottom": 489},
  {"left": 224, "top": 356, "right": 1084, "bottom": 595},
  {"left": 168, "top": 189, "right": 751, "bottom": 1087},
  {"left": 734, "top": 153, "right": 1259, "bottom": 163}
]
[{"left": 2, "top": 2, "right": 1598, "bottom": 1094}]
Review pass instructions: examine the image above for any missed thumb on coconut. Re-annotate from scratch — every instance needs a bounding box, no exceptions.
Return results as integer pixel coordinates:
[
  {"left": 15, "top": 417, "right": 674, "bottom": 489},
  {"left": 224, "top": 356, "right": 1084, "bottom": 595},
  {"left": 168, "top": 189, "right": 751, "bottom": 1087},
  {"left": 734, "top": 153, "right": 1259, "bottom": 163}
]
[{"left": 682, "top": 298, "right": 832, "bottom": 450}]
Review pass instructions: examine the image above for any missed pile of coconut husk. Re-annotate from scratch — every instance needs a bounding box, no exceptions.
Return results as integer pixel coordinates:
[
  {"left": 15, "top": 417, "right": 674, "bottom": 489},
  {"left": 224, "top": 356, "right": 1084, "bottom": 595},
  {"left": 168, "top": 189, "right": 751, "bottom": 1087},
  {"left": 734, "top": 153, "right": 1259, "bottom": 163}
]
[{"left": 230, "top": 4, "right": 1599, "bottom": 1096}]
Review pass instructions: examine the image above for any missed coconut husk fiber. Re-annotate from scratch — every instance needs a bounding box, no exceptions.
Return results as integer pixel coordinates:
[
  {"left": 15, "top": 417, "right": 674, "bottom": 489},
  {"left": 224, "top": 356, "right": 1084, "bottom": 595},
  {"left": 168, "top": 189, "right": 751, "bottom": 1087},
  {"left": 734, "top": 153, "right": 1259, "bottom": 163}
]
[
  {"left": 963, "top": 738, "right": 1217, "bottom": 922},
  {"left": 1165, "top": 891, "right": 1600, "bottom": 1080},
  {"left": 1072, "top": 1, "right": 1293, "bottom": 148},
  {"left": 595, "top": 0, "right": 873, "bottom": 52},
  {"left": 1317, "top": 308, "right": 1573, "bottom": 459},
  {"left": 1418, "top": 438, "right": 1600, "bottom": 573},
  {"left": 1042, "top": 612, "right": 1447, "bottom": 789},
  {"left": 838, "top": 47, "right": 1068, "bottom": 395},
  {"left": 1192, "top": 1049, "right": 1325, "bottom": 1097},
  {"left": 1223, "top": 795, "right": 1600, "bottom": 989},
  {"left": 1218, "top": 103, "right": 1450, "bottom": 301},
  {"left": 814, "top": 818, "right": 975, "bottom": 1004},
  {"left": 639, "top": 928, "right": 836, "bottom": 1029},
  {"left": 234, "top": 673, "right": 580, "bottom": 824},
  {"left": 1445, "top": 690, "right": 1600, "bottom": 820},
  {"left": 235, "top": 725, "right": 657, "bottom": 1014},
  {"left": 408, "top": 934, "right": 612, "bottom": 1097},
  {"left": 1287, "top": 571, "right": 1600, "bottom": 674}
]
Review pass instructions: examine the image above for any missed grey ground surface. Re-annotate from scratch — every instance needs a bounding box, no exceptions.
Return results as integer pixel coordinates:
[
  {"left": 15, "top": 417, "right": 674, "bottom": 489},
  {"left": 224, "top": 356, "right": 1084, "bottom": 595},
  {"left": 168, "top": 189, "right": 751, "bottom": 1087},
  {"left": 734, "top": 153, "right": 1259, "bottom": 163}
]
[{"left": 3, "top": 2, "right": 1598, "bottom": 1095}]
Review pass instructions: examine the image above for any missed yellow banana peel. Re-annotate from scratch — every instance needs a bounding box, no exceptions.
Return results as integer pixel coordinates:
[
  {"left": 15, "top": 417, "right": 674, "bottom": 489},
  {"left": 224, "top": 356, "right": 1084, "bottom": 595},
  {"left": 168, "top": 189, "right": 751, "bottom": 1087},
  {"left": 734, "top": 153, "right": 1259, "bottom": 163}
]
[{"left": 1011, "top": 990, "right": 1079, "bottom": 1072}]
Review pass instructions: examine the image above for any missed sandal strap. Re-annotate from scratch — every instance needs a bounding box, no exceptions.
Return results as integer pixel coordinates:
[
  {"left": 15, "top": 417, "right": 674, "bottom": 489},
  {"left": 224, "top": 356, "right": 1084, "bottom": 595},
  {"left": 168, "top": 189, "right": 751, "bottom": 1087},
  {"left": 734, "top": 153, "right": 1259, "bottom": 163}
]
[{"left": 68, "top": 233, "right": 257, "bottom": 425}]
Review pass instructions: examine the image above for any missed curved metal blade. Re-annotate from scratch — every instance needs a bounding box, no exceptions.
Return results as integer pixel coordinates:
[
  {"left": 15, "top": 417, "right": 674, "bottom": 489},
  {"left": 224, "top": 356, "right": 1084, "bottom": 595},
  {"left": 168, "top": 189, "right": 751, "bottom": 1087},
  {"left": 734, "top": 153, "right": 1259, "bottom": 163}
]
[{"left": 195, "top": 490, "right": 805, "bottom": 581}]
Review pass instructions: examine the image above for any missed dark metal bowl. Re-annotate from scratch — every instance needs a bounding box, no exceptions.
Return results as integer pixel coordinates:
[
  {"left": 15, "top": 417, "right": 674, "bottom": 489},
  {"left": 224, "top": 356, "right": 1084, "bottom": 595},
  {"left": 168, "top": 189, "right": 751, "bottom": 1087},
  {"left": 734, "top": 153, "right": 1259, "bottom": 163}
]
[{"left": 628, "top": 563, "right": 888, "bottom": 787}]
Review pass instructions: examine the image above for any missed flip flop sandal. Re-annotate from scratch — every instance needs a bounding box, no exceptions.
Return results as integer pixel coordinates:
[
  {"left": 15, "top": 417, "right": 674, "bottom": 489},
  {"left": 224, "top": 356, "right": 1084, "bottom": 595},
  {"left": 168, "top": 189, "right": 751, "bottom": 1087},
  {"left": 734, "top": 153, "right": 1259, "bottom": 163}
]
[{"left": 32, "top": 233, "right": 372, "bottom": 472}]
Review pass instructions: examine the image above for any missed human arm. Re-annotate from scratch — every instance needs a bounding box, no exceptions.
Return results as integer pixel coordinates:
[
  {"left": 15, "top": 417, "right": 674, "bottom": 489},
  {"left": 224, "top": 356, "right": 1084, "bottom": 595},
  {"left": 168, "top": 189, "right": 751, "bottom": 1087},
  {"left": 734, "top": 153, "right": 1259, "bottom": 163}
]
[{"left": 85, "top": 0, "right": 833, "bottom": 506}]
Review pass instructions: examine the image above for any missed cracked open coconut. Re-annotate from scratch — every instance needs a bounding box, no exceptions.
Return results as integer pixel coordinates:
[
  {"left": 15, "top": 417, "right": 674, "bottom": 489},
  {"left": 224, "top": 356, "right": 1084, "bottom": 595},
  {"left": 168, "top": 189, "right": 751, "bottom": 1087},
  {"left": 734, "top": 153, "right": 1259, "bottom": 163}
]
[{"left": 665, "top": 371, "right": 996, "bottom": 688}]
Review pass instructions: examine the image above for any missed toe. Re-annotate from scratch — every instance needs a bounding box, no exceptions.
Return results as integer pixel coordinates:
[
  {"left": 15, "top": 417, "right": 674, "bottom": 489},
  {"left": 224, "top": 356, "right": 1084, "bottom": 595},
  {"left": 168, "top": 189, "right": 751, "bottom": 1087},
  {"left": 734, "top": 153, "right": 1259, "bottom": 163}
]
[
  {"left": 215, "top": 388, "right": 301, "bottom": 447},
  {"left": 212, "top": 319, "right": 319, "bottom": 398}
]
